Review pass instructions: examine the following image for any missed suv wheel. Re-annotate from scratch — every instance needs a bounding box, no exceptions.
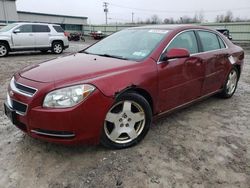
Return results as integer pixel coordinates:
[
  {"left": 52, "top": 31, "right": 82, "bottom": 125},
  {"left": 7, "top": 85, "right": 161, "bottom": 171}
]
[
  {"left": 0, "top": 43, "right": 9, "bottom": 57},
  {"left": 52, "top": 42, "right": 63, "bottom": 54}
]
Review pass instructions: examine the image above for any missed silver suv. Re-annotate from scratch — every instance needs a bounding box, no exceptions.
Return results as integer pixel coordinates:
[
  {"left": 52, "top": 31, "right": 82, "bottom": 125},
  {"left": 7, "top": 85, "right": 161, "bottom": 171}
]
[{"left": 0, "top": 22, "right": 69, "bottom": 57}]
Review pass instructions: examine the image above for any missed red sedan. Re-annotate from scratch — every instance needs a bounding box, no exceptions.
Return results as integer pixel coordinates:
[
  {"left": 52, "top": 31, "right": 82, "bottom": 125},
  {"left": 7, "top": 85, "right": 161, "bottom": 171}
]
[{"left": 4, "top": 25, "right": 244, "bottom": 149}]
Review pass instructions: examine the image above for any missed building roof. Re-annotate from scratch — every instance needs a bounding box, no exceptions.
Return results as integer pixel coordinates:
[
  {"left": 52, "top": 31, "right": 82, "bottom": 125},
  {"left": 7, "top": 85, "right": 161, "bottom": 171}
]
[{"left": 17, "top": 11, "right": 88, "bottom": 20}]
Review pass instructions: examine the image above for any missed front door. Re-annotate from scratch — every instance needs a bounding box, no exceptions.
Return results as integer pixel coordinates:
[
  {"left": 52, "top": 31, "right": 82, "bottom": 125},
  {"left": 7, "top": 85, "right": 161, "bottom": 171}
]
[
  {"left": 157, "top": 30, "right": 205, "bottom": 112},
  {"left": 12, "top": 24, "right": 35, "bottom": 49}
]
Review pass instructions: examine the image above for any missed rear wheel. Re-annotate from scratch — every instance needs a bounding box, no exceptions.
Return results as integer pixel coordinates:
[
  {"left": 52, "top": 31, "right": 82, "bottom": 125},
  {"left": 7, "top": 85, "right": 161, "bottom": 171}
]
[
  {"left": 52, "top": 42, "right": 63, "bottom": 54},
  {"left": 219, "top": 67, "right": 239, "bottom": 98},
  {"left": 101, "top": 93, "right": 152, "bottom": 149},
  {"left": 0, "top": 43, "right": 9, "bottom": 57}
]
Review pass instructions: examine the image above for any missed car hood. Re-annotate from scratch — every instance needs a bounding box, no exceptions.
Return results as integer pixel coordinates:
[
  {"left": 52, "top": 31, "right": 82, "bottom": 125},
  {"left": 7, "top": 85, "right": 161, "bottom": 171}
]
[{"left": 19, "top": 53, "right": 139, "bottom": 83}]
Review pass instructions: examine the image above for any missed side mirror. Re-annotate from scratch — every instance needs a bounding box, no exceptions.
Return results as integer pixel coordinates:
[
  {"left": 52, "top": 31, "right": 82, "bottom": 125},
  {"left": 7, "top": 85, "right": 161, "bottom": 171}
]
[
  {"left": 162, "top": 48, "right": 190, "bottom": 61},
  {"left": 13, "top": 29, "right": 21, "bottom": 34}
]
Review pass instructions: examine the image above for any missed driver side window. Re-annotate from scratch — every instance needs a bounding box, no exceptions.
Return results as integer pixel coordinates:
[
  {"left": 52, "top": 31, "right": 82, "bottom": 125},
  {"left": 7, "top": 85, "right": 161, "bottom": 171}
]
[
  {"left": 16, "top": 25, "right": 33, "bottom": 33},
  {"left": 167, "top": 31, "right": 198, "bottom": 54}
]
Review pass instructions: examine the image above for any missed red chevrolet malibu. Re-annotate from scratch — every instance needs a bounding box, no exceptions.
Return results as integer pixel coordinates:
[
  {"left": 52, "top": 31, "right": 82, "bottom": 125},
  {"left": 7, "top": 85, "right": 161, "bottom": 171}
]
[{"left": 4, "top": 25, "right": 244, "bottom": 149}]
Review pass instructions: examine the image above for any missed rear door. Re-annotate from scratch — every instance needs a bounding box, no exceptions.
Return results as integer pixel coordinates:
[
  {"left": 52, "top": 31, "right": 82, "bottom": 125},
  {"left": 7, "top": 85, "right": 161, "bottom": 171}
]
[
  {"left": 33, "top": 25, "right": 51, "bottom": 48},
  {"left": 12, "top": 24, "right": 35, "bottom": 49},
  {"left": 157, "top": 30, "right": 205, "bottom": 112},
  {"left": 196, "top": 30, "right": 229, "bottom": 95}
]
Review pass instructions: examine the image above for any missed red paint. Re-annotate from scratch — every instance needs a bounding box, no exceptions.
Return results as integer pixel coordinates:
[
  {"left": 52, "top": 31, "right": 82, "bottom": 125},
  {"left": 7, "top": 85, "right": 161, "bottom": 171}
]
[{"left": 7, "top": 25, "right": 244, "bottom": 145}]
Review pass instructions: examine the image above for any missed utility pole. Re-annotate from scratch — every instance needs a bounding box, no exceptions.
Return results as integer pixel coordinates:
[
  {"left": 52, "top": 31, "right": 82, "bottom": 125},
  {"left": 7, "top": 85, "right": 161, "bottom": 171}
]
[
  {"left": 103, "top": 2, "right": 109, "bottom": 25},
  {"left": 132, "top": 12, "right": 134, "bottom": 24}
]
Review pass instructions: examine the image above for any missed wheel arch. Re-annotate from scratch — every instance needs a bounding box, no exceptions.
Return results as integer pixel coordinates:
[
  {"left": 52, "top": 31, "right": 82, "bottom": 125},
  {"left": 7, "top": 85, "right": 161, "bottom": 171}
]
[
  {"left": 115, "top": 86, "right": 154, "bottom": 114},
  {"left": 0, "top": 40, "right": 10, "bottom": 49},
  {"left": 234, "top": 64, "right": 241, "bottom": 78},
  {"left": 52, "top": 40, "right": 64, "bottom": 47}
]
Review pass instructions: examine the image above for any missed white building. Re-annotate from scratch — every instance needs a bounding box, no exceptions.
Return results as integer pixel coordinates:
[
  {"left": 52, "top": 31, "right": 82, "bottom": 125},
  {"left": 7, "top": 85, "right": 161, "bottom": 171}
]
[{"left": 0, "top": 0, "right": 88, "bottom": 32}]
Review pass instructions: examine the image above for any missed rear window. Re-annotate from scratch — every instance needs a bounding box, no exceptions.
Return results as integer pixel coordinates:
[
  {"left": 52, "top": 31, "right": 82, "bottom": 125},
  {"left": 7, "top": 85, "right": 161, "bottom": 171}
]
[
  {"left": 53, "top": 26, "right": 64, "bottom": 33},
  {"left": 198, "top": 31, "right": 221, "bottom": 52},
  {"left": 33, "top": 25, "right": 50, "bottom": 33}
]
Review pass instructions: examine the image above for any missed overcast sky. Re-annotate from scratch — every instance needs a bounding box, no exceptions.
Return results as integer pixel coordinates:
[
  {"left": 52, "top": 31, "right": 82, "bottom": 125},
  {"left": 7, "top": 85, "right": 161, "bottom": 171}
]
[{"left": 16, "top": 0, "right": 250, "bottom": 24}]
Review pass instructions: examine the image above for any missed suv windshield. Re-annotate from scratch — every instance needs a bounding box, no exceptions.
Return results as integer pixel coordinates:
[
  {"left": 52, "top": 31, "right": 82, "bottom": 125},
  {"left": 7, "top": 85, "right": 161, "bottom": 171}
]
[
  {"left": 85, "top": 29, "right": 169, "bottom": 61},
  {"left": 0, "top": 23, "right": 18, "bottom": 32}
]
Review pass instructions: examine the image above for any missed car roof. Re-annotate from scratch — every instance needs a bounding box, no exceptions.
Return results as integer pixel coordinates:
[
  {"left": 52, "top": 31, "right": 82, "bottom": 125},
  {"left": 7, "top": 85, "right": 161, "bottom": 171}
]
[
  {"left": 14, "top": 22, "right": 60, "bottom": 26},
  {"left": 130, "top": 24, "right": 215, "bottom": 31}
]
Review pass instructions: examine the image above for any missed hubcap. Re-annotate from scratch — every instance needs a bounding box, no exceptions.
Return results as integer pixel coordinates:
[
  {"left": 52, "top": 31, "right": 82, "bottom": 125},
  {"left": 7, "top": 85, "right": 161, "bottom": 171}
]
[
  {"left": 104, "top": 100, "right": 145, "bottom": 144},
  {"left": 54, "top": 44, "right": 62, "bottom": 53},
  {"left": 0, "top": 45, "right": 7, "bottom": 57},
  {"left": 226, "top": 70, "right": 238, "bottom": 95}
]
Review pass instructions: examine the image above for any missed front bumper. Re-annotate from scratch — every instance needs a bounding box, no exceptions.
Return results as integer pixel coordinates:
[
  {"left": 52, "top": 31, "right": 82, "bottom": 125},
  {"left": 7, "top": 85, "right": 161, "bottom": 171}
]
[{"left": 4, "top": 76, "right": 114, "bottom": 145}]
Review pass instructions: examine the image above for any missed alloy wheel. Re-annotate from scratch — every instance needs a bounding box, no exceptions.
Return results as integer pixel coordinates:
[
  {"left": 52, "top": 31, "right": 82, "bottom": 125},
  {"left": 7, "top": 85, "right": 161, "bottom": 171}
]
[
  {"left": 104, "top": 100, "right": 146, "bottom": 144},
  {"left": 226, "top": 69, "right": 238, "bottom": 95},
  {"left": 0, "top": 45, "right": 7, "bottom": 57},
  {"left": 53, "top": 44, "right": 63, "bottom": 54}
]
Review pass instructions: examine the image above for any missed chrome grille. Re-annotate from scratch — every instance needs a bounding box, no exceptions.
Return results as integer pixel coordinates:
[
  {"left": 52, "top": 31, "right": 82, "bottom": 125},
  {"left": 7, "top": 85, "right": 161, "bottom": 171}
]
[
  {"left": 10, "top": 77, "right": 37, "bottom": 97},
  {"left": 14, "top": 81, "right": 37, "bottom": 96}
]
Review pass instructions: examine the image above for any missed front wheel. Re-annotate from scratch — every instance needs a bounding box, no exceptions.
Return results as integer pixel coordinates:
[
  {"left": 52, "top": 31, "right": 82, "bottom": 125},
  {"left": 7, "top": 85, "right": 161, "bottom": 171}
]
[
  {"left": 101, "top": 93, "right": 152, "bottom": 149},
  {"left": 219, "top": 67, "right": 239, "bottom": 98},
  {"left": 52, "top": 42, "right": 63, "bottom": 54},
  {"left": 0, "top": 43, "right": 9, "bottom": 57}
]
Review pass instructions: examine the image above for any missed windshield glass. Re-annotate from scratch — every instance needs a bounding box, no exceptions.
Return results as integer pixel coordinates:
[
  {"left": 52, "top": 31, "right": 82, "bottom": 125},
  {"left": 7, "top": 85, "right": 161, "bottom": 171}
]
[
  {"left": 85, "top": 29, "right": 169, "bottom": 61},
  {"left": 0, "top": 23, "right": 18, "bottom": 32}
]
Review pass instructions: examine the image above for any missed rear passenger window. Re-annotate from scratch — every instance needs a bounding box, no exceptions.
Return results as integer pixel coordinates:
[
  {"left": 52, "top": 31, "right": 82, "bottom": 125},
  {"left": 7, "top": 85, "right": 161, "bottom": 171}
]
[
  {"left": 217, "top": 36, "right": 226, "bottom": 49},
  {"left": 18, "top": 25, "right": 33, "bottom": 33},
  {"left": 167, "top": 31, "right": 198, "bottom": 54},
  {"left": 53, "top": 26, "right": 64, "bottom": 33},
  {"left": 198, "top": 31, "right": 220, "bottom": 51},
  {"left": 33, "top": 25, "right": 50, "bottom": 33}
]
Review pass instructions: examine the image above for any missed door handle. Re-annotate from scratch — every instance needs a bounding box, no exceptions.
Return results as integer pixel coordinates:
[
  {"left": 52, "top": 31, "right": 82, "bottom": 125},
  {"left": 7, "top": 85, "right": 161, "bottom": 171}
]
[{"left": 29, "top": 34, "right": 33, "bottom": 36}]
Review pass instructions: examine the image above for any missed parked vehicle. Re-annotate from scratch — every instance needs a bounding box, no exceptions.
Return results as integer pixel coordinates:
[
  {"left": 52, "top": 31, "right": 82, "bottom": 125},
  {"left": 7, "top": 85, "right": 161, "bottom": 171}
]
[
  {"left": 90, "top": 31, "right": 106, "bottom": 40},
  {"left": 216, "top": 28, "right": 233, "bottom": 40},
  {"left": 0, "top": 23, "right": 69, "bottom": 57},
  {"left": 4, "top": 25, "right": 244, "bottom": 149},
  {"left": 68, "top": 32, "right": 85, "bottom": 42}
]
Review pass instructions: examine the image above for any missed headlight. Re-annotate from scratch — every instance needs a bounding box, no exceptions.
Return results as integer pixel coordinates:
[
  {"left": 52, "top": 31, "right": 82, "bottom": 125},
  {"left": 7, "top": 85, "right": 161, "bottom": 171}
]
[{"left": 43, "top": 84, "right": 95, "bottom": 108}]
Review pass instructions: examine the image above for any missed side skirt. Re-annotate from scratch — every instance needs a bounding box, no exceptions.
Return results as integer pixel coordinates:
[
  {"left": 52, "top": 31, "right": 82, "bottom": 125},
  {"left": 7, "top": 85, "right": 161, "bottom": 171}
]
[{"left": 153, "top": 89, "right": 222, "bottom": 121}]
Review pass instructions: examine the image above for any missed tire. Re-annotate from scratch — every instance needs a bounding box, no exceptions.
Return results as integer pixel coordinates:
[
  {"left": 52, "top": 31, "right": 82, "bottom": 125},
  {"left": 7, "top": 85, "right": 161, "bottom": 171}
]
[
  {"left": 219, "top": 67, "right": 239, "bottom": 98},
  {"left": 0, "top": 42, "right": 9, "bottom": 57},
  {"left": 52, "top": 42, "right": 63, "bottom": 54},
  {"left": 101, "top": 92, "right": 152, "bottom": 149}
]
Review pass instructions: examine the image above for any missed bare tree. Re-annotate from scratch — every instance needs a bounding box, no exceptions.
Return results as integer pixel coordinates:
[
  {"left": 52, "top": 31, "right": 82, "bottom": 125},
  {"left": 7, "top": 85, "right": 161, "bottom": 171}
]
[
  {"left": 224, "top": 11, "right": 233, "bottom": 22},
  {"left": 163, "top": 17, "right": 174, "bottom": 24},
  {"left": 215, "top": 11, "right": 233, "bottom": 23},
  {"left": 151, "top": 15, "right": 161, "bottom": 24},
  {"left": 216, "top": 14, "right": 225, "bottom": 23}
]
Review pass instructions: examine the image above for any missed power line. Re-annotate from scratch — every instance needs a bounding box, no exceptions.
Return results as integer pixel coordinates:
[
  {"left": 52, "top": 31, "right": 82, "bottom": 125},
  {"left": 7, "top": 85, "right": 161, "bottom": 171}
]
[{"left": 109, "top": 3, "right": 250, "bottom": 14}]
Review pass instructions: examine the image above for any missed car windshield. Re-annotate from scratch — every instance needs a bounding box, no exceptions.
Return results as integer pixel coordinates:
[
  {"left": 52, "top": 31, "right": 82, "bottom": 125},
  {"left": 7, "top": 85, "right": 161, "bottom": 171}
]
[
  {"left": 84, "top": 29, "right": 169, "bottom": 61},
  {"left": 0, "top": 23, "right": 18, "bottom": 32}
]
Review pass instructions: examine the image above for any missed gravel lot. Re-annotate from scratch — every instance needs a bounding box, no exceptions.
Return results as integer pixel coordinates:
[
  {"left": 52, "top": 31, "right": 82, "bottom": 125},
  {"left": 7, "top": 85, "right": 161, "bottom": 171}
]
[{"left": 0, "top": 40, "right": 249, "bottom": 188}]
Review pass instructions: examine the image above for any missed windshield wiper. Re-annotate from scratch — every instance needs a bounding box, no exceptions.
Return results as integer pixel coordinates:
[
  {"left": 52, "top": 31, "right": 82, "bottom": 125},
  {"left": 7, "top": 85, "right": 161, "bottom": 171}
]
[{"left": 97, "top": 54, "right": 128, "bottom": 60}]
